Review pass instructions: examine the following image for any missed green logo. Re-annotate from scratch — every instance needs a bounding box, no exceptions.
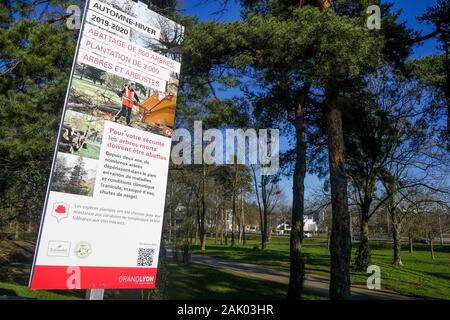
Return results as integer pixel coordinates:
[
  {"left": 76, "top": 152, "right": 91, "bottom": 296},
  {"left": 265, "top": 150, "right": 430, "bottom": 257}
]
[{"left": 74, "top": 241, "right": 91, "bottom": 259}]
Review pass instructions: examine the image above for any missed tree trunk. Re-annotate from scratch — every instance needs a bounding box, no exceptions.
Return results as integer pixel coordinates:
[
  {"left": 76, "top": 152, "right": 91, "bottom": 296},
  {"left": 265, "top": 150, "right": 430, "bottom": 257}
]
[
  {"left": 429, "top": 237, "right": 435, "bottom": 260},
  {"left": 287, "top": 93, "right": 307, "bottom": 300},
  {"left": 262, "top": 209, "right": 268, "bottom": 250},
  {"left": 200, "top": 227, "right": 206, "bottom": 251},
  {"left": 194, "top": 223, "right": 198, "bottom": 246},
  {"left": 27, "top": 222, "right": 33, "bottom": 233},
  {"left": 260, "top": 227, "right": 266, "bottom": 250},
  {"left": 13, "top": 219, "right": 22, "bottom": 240},
  {"left": 261, "top": 175, "right": 269, "bottom": 250},
  {"left": 392, "top": 223, "right": 403, "bottom": 266},
  {"left": 215, "top": 207, "right": 219, "bottom": 244},
  {"left": 230, "top": 162, "right": 239, "bottom": 247},
  {"left": 326, "top": 102, "right": 352, "bottom": 300},
  {"left": 438, "top": 215, "right": 444, "bottom": 246},
  {"left": 224, "top": 209, "right": 228, "bottom": 246},
  {"left": 173, "top": 205, "right": 177, "bottom": 248},
  {"left": 242, "top": 220, "right": 247, "bottom": 245},
  {"left": 241, "top": 192, "right": 246, "bottom": 246},
  {"left": 355, "top": 215, "right": 371, "bottom": 269},
  {"left": 238, "top": 195, "right": 243, "bottom": 244},
  {"left": 386, "top": 210, "right": 391, "bottom": 239},
  {"left": 409, "top": 235, "right": 414, "bottom": 254},
  {"left": 231, "top": 194, "right": 236, "bottom": 247},
  {"left": 168, "top": 206, "right": 172, "bottom": 244},
  {"left": 168, "top": 184, "right": 173, "bottom": 244},
  {"left": 327, "top": 225, "right": 331, "bottom": 250},
  {"left": 349, "top": 212, "right": 353, "bottom": 243},
  {"left": 257, "top": 200, "right": 264, "bottom": 250},
  {"left": 220, "top": 206, "right": 224, "bottom": 245},
  {"left": 251, "top": 165, "right": 265, "bottom": 251},
  {"left": 268, "top": 214, "right": 273, "bottom": 241},
  {"left": 200, "top": 162, "right": 207, "bottom": 251}
]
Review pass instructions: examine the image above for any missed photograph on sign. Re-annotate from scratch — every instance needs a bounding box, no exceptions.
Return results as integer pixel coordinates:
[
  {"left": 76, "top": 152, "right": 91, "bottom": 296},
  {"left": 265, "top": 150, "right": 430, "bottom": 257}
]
[
  {"left": 29, "top": 0, "right": 184, "bottom": 290},
  {"left": 58, "top": 110, "right": 105, "bottom": 160}
]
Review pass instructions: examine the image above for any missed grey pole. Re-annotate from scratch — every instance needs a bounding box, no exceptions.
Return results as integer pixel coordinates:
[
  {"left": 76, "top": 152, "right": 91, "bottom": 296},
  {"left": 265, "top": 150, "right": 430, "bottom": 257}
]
[{"left": 86, "top": 289, "right": 105, "bottom": 300}]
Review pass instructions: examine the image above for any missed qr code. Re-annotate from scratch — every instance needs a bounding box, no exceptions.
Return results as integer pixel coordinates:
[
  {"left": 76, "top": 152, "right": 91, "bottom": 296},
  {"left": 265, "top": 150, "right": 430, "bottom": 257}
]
[{"left": 137, "top": 248, "right": 155, "bottom": 266}]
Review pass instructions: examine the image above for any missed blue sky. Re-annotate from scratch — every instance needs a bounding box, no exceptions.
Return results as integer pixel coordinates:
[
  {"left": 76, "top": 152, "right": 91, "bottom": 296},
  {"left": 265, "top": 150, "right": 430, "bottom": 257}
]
[{"left": 179, "top": 0, "right": 442, "bottom": 203}]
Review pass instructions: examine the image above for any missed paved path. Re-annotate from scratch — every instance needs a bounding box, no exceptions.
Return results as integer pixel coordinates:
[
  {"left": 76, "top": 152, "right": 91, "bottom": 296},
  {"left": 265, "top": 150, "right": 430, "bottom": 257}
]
[{"left": 168, "top": 250, "right": 415, "bottom": 300}]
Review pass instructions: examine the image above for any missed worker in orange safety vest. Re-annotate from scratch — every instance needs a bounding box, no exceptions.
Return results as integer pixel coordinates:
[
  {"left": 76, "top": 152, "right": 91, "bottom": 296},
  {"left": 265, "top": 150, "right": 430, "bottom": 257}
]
[{"left": 114, "top": 82, "right": 141, "bottom": 126}]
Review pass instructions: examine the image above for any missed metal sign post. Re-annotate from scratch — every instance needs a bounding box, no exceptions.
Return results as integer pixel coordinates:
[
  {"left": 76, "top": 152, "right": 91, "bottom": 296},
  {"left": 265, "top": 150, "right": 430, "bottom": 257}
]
[{"left": 86, "top": 289, "right": 105, "bottom": 300}]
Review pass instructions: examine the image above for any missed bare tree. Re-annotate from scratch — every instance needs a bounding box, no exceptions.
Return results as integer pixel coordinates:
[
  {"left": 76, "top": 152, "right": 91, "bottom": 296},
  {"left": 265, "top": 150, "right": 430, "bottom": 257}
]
[
  {"left": 251, "top": 165, "right": 282, "bottom": 250},
  {"left": 419, "top": 203, "right": 450, "bottom": 260}
]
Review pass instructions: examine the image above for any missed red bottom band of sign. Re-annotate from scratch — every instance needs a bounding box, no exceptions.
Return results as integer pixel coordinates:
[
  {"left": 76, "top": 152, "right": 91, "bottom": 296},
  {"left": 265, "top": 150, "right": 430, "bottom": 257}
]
[{"left": 30, "top": 265, "right": 158, "bottom": 290}]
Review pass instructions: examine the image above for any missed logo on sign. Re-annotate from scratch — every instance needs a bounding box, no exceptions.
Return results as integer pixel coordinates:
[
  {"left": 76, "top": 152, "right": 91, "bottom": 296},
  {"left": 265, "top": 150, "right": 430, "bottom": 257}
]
[
  {"left": 74, "top": 241, "right": 92, "bottom": 259},
  {"left": 47, "top": 241, "right": 71, "bottom": 257},
  {"left": 52, "top": 203, "right": 70, "bottom": 222}
]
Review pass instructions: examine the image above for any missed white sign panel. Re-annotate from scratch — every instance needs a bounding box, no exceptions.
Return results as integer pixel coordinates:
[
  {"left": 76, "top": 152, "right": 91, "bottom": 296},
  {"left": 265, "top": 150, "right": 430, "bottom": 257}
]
[{"left": 30, "top": 0, "right": 184, "bottom": 290}]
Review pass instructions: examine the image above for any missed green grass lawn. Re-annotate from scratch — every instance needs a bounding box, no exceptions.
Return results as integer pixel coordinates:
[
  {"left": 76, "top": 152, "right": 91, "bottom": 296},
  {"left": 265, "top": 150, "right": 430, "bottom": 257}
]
[
  {"left": 75, "top": 141, "right": 102, "bottom": 160},
  {"left": 191, "top": 236, "right": 450, "bottom": 300}
]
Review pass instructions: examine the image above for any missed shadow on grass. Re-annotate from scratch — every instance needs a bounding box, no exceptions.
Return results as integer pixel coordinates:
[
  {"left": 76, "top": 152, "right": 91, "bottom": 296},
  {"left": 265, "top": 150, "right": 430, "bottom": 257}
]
[
  {"left": 167, "top": 261, "right": 288, "bottom": 300},
  {"left": 193, "top": 245, "right": 289, "bottom": 267},
  {"left": 0, "top": 288, "right": 17, "bottom": 296},
  {"left": 422, "top": 271, "right": 450, "bottom": 282}
]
